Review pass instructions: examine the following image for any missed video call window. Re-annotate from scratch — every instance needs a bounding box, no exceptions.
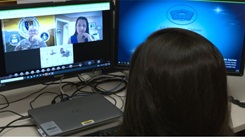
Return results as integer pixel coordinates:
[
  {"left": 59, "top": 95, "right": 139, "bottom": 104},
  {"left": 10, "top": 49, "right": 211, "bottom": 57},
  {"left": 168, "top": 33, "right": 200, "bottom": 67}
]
[
  {"left": 2, "top": 11, "right": 104, "bottom": 71},
  {"left": 2, "top": 11, "right": 103, "bottom": 53}
]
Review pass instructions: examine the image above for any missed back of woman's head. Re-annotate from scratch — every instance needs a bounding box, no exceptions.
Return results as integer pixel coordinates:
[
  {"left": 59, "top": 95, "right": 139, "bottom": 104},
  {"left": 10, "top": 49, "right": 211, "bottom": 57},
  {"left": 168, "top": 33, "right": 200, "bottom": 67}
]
[{"left": 121, "top": 28, "right": 233, "bottom": 136}]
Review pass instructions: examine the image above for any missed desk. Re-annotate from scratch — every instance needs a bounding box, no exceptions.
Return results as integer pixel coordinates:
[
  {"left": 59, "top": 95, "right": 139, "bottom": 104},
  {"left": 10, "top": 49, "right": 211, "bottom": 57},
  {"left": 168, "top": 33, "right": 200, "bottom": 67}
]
[
  {"left": 0, "top": 72, "right": 245, "bottom": 136},
  {"left": 228, "top": 75, "right": 245, "bottom": 133},
  {"left": 0, "top": 74, "right": 125, "bottom": 136}
]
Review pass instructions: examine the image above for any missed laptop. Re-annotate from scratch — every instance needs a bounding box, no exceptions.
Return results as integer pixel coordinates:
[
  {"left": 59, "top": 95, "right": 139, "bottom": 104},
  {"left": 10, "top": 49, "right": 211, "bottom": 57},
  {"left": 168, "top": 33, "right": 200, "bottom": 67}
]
[{"left": 28, "top": 94, "right": 123, "bottom": 136}]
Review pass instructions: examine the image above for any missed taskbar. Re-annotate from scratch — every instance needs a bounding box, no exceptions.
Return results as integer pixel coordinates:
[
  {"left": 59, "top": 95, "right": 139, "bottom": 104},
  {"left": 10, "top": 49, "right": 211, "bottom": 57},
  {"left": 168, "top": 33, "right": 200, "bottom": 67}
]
[{"left": 0, "top": 60, "right": 111, "bottom": 84}]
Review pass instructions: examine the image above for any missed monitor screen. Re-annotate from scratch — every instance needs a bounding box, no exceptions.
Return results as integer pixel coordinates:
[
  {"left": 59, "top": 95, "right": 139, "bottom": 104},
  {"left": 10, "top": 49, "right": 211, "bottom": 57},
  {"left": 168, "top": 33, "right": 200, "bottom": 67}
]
[
  {"left": 0, "top": 0, "right": 113, "bottom": 91},
  {"left": 114, "top": 0, "right": 245, "bottom": 76}
]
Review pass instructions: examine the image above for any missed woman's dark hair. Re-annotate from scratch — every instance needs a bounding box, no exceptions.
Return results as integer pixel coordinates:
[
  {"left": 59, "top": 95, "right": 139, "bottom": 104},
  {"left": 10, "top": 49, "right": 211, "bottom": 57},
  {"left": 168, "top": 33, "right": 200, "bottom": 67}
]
[
  {"left": 74, "top": 16, "right": 89, "bottom": 35},
  {"left": 120, "top": 28, "right": 233, "bottom": 135}
]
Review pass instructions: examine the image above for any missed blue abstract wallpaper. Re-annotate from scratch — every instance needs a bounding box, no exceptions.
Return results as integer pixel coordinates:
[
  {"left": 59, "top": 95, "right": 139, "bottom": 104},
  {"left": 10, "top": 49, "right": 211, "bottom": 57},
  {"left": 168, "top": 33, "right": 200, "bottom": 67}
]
[{"left": 116, "top": 0, "right": 245, "bottom": 74}]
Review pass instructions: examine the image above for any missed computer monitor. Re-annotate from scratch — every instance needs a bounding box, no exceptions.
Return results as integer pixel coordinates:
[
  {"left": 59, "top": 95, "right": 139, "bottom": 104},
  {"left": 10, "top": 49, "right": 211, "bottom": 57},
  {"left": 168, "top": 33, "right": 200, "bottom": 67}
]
[
  {"left": 0, "top": 0, "right": 113, "bottom": 91},
  {"left": 114, "top": 0, "right": 245, "bottom": 76}
]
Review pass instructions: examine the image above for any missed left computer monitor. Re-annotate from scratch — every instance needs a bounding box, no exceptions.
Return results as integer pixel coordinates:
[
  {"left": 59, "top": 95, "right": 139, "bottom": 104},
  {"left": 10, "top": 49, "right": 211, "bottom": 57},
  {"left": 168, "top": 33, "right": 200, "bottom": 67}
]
[{"left": 0, "top": 0, "right": 113, "bottom": 91}]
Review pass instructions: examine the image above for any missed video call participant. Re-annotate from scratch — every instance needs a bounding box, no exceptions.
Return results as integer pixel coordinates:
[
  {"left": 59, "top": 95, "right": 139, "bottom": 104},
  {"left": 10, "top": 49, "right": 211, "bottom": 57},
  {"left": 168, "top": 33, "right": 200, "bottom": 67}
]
[
  {"left": 120, "top": 28, "right": 233, "bottom": 135},
  {"left": 15, "top": 25, "right": 47, "bottom": 51},
  {"left": 68, "top": 16, "right": 94, "bottom": 44}
]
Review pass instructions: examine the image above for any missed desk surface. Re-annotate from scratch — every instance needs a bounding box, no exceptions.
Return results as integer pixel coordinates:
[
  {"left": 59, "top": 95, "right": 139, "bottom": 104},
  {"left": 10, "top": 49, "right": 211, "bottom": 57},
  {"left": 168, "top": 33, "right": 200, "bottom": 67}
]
[
  {"left": 0, "top": 72, "right": 245, "bottom": 136},
  {"left": 0, "top": 74, "right": 125, "bottom": 136},
  {"left": 228, "top": 75, "right": 245, "bottom": 133}
]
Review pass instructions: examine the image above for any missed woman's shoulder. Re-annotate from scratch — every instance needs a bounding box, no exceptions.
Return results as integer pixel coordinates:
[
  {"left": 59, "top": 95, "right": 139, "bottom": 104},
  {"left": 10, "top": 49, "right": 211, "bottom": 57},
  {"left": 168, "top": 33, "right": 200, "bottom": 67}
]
[{"left": 70, "top": 34, "right": 78, "bottom": 43}]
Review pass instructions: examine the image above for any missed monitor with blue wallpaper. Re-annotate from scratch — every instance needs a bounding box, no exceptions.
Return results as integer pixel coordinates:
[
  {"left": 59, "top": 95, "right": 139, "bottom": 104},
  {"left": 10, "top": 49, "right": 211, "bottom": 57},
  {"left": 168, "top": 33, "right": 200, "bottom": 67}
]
[{"left": 114, "top": 0, "right": 245, "bottom": 76}]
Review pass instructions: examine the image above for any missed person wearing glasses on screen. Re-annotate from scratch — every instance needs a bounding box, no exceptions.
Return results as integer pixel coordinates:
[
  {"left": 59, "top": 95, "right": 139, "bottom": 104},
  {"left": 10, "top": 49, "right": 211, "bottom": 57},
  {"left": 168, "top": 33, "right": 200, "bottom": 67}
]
[
  {"left": 15, "top": 25, "right": 47, "bottom": 51},
  {"left": 68, "top": 16, "right": 94, "bottom": 44},
  {"left": 119, "top": 28, "right": 233, "bottom": 136}
]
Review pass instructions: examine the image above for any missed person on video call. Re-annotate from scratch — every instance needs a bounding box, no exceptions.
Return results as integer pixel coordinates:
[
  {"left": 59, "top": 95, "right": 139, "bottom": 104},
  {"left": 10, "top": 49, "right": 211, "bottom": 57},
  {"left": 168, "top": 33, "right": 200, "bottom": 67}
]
[
  {"left": 15, "top": 25, "right": 47, "bottom": 51},
  {"left": 119, "top": 28, "right": 233, "bottom": 136},
  {"left": 68, "top": 16, "right": 94, "bottom": 44}
]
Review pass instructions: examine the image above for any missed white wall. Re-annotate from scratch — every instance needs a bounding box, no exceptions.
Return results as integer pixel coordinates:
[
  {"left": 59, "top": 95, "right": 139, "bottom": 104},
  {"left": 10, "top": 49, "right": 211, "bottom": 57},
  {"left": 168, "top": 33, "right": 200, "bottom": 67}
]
[{"left": 228, "top": 71, "right": 245, "bottom": 102}]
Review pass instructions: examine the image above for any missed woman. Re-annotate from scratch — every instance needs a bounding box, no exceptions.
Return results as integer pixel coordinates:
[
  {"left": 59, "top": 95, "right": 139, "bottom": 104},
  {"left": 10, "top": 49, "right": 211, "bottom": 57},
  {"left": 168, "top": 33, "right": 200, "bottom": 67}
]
[
  {"left": 120, "top": 28, "right": 233, "bottom": 135},
  {"left": 68, "top": 16, "right": 94, "bottom": 44}
]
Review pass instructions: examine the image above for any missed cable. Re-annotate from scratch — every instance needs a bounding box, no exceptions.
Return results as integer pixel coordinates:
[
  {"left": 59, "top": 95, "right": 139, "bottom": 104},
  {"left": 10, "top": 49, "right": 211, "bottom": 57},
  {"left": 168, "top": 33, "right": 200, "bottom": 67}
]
[
  {"left": 0, "top": 111, "right": 34, "bottom": 132},
  {"left": 69, "top": 74, "right": 97, "bottom": 97},
  {"left": 0, "top": 94, "right": 10, "bottom": 110},
  {"left": 77, "top": 73, "right": 90, "bottom": 83},
  {"left": 0, "top": 110, "right": 25, "bottom": 117},
  {"left": 42, "top": 80, "right": 79, "bottom": 86},
  {"left": 0, "top": 79, "right": 73, "bottom": 109},
  {"left": 71, "top": 84, "right": 94, "bottom": 97},
  {"left": 105, "top": 95, "right": 117, "bottom": 106},
  {"left": 0, "top": 111, "right": 32, "bottom": 134},
  {"left": 58, "top": 76, "right": 71, "bottom": 101},
  {"left": 59, "top": 76, "right": 65, "bottom": 95},
  {"left": 229, "top": 96, "right": 245, "bottom": 108},
  {"left": 0, "top": 85, "right": 49, "bottom": 107},
  {"left": 0, "top": 125, "right": 35, "bottom": 129},
  {"left": 30, "top": 91, "right": 61, "bottom": 109},
  {"left": 61, "top": 81, "right": 80, "bottom": 93},
  {"left": 0, "top": 116, "right": 30, "bottom": 134},
  {"left": 112, "top": 93, "right": 125, "bottom": 110},
  {"left": 91, "top": 78, "right": 127, "bottom": 95}
]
